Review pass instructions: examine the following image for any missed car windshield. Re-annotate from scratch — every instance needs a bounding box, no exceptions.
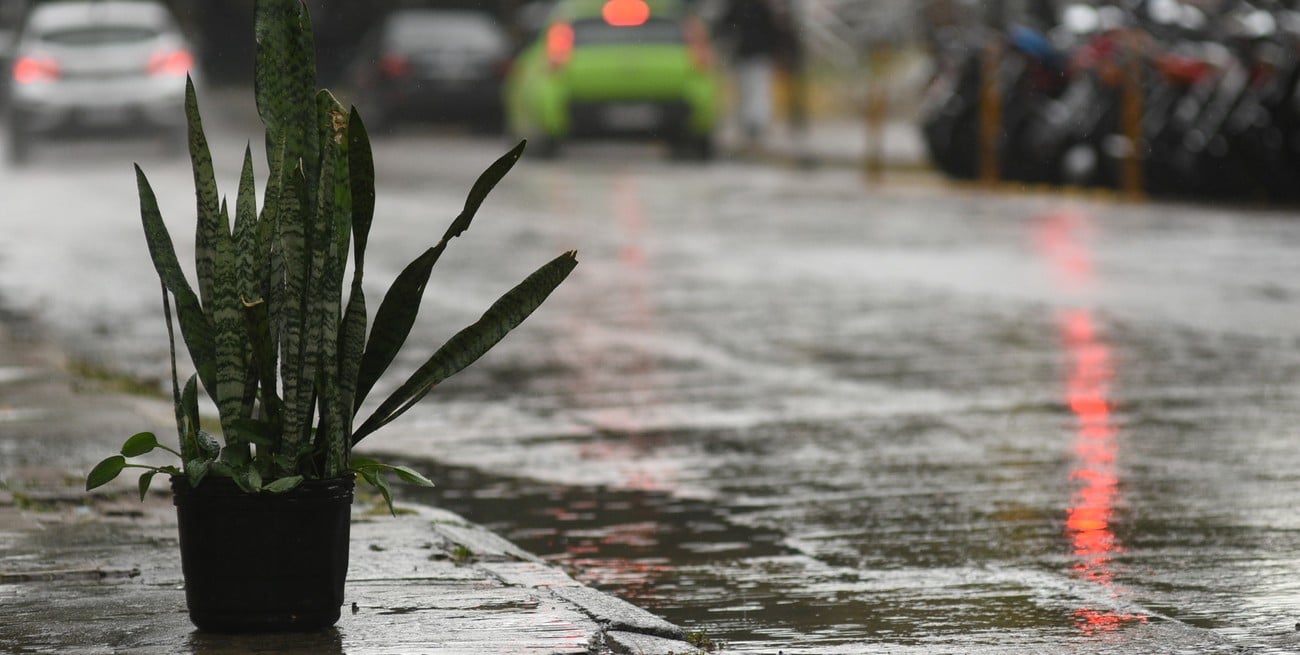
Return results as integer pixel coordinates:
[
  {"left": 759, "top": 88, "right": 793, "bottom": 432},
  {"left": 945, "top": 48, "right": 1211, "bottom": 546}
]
[
  {"left": 387, "top": 13, "right": 506, "bottom": 51},
  {"left": 38, "top": 26, "right": 159, "bottom": 45},
  {"left": 572, "top": 17, "right": 683, "bottom": 46}
]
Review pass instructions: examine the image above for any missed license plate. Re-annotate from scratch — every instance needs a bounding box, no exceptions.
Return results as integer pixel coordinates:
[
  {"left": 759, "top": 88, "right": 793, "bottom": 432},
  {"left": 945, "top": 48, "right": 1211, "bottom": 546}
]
[
  {"left": 601, "top": 104, "right": 661, "bottom": 130},
  {"left": 81, "top": 106, "right": 131, "bottom": 127}
]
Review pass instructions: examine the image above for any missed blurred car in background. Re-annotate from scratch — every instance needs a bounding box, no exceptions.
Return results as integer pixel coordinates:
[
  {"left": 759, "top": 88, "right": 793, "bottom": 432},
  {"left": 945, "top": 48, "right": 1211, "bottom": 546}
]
[
  {"left": 5, "top": 0, "right": 195, "bottom": 165},
  {"left": 505, "top": 0, "right": 720, "bottom": 159},
  {"left": 348, "top": 8, "right": 511, "bottom": 133}
]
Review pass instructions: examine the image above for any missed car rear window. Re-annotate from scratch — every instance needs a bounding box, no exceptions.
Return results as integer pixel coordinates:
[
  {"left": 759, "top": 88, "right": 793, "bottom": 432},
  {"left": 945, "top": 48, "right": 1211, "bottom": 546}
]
[
  {"left": 388, "top": 14, "right": 507, "bottom": 51},
  {"left": 39, "top": 26, "right": 159, "bottom": 45},
  {"left": 572, "top": 17, "right": 683, "bottom": 46}
]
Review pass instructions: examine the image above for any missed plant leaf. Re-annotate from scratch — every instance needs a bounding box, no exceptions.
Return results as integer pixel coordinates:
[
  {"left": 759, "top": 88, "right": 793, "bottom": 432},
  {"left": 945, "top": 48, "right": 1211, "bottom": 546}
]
[
  {"left": 121, "top": 432, "right": 160, "bottom": 458},
  {"left": 443, "top": 139, "right": 526, "bottom": 243},
  {"left": 356, "top": 468, "right": 394, "bottom": 516},
  {"left": 234, "top": 465, "right": 263, "bottom": 493},
  {"left": 313, "top": 90, "right": 352, "bottom": 477},
  {"left": 390, "top": 465, "right": 434, "bottom": 487},
  {"left": 186, "top": 458, "right": 211, "bottom": 488},
  {"left": 353, "top": 142, "right": 527, "bottom": 410},
  {"left": 211, "top": 201, "right": 247, "bottom": 438},
  {"left": 255, "top": 0, "right": 319, "bottom": 189},
  {"left": 137, "top": 167, "right": 216, "bottom": 397},
  {"left": 181, "top": 373, "right": 202, "bottom": 459},
  {"left": 347, "top": 107, "right": 374, "bottom": 266},
  {"left": 232, "top": 144, "right": 262, "bottom": 420},
  {"left": 242, "top": 295, "right": 282, "bottom": 426},
  {"left": 246, "top": 466, "right": 264, "bottom": 492},
  {"left": 186, "top": 76, "right": 223, "bottom": 318},
  {"left": 338, "top": 108, "right": 372, "bottom": 425},
  {"left": 86, "top": 456, "right": 126, "bottom": 491},
  {"left": 197, "top": 430, "right": 221, "bottom": 460},
  {"left": 277, "top": 163, "right": 313, "bottom": 453},
  {"left": 264, "top": 475, "right": 304, "bottom": 493},
  {"left": 353, "top": 251, "right": 578, "bottom": 443},
  {"left": 353, "top": 247, "right": 437, "bottom": 410},
  {"left": 137, "top": 470, "right": 158, "bottom": 501},
  {"left": 229, "top": 418, "right": 276, "bottom": 446},
  {"left": 233, "top": 145, "right": 260, "bottom": 300}
]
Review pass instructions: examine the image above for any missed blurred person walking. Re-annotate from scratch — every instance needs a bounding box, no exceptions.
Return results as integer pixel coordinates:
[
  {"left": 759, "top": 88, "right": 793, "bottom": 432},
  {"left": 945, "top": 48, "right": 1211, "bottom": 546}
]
[{"left": 717, "top": 0, "right": 789, "bottom": 145}]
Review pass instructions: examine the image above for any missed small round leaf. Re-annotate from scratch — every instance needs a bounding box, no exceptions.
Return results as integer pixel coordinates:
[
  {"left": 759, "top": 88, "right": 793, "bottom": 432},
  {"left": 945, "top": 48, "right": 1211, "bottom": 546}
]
[
  {"left": 137, "top": 470, "right": 158, "bottom": 501},
  {"left": 121, "top": 432, "right": 160, "bottom": 458},
  {"left": 86, "top": 456, "right": 127, "bottom": 491},
  {"left": 263, "top": 476, "right": 304, "bottom": 494},
  {"left": 391, "top": 465, "right": 434, "bottom": 487}
]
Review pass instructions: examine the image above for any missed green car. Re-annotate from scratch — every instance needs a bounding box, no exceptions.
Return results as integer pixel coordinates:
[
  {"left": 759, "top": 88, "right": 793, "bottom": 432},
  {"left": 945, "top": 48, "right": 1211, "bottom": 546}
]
[{"left": 505, "top": 0, "right": 720, "bottom": 159}]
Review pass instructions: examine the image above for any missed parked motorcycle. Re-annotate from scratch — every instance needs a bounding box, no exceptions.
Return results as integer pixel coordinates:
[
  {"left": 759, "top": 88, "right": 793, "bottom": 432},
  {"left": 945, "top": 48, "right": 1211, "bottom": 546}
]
[{"left": 921, "top": 0, "right": 1300, "bottom": 203}]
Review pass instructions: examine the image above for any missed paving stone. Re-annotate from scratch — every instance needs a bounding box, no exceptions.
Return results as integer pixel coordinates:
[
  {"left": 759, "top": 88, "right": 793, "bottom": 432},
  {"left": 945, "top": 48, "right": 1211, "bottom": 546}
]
[{"left": 551, "top": 584, "right": 687, "bottom": 641}]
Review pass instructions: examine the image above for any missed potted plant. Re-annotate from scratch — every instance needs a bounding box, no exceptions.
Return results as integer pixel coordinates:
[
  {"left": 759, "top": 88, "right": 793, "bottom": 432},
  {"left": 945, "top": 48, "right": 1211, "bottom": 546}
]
[{"left": 83, "top": 0, "right": 576, "bottom": 633}]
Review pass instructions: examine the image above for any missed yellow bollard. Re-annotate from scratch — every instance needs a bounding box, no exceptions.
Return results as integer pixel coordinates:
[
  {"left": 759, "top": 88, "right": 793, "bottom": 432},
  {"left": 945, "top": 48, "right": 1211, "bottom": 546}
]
[
  {"left": 1121, "top": 35, "right": 1146, "bottom": 201},
  {"left": 978, "top": 41, "right": 1003, "bottom": 187}
]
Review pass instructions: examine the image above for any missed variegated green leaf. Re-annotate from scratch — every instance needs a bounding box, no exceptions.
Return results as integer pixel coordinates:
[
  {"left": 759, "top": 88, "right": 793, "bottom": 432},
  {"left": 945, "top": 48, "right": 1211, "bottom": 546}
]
[
  {"left": 264, "top": 475, "right": 304, "bottom": 493},
  {"left": 137, "top": 167, "right": 216, "bottom": 398},
  {"left": 242, "top": 296, "right": 281, "bottom": 426},
  {"left": 233, "top": 145, "right": 260, "bottom": 302},
  {"left": 197, "top": 430, "right": 220, "bottom": 461},
  {"left": 258, "top": 134, "right": 288, "bottom": 378},
  {"left": 211, "top": 197, "right": 247, "bottom": 438},
  {"left": 353, "top": 251, "right": 578, "bottom": 443},
  {"left": 181, "top": 374, "right": 202, "bottom": 460},
  {"left": 278, "top": 162, "right": 313, "bottom": 453},
  {"left": 232, "top": 146, "right": 262, "bottom": 420},
  {"left": 186, "top": 458, "right": 211, "bottom": 488},
  {"left": 255, "top": 0, "right": 319, "bottom": 199},
  {"left": 186, "top": 76, "right": 223, "bottom": 318}
]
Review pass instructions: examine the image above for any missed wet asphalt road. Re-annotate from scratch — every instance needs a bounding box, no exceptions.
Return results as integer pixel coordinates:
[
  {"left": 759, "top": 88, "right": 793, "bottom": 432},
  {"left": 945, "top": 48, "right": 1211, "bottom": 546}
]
[{"left": 4, "top": 104, "right": 1300, "bottom": 653}]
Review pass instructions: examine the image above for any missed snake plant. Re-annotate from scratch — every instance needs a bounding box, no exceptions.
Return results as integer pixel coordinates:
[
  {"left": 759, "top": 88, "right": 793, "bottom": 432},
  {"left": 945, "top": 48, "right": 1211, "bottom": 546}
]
[{"left": 86, "top": 0, "right": 576, "bottom": 508}]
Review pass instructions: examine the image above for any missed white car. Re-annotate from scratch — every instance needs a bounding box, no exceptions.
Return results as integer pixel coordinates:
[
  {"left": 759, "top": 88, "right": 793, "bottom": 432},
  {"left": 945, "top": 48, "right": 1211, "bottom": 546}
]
[{"left": 6, "top": 0, "right": 196, "bottom": 164}]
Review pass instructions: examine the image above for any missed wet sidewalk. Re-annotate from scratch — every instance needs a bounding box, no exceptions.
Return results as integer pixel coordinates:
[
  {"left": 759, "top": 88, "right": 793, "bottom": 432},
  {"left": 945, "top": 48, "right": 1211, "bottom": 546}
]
[{"left": 0, "top": 320, "right": 695, "bottom": 654}]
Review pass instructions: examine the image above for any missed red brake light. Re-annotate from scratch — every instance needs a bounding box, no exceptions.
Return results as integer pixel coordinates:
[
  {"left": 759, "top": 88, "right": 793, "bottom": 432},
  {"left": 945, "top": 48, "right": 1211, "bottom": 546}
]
[
  {"left": 13, "top": 56, "right": 60, "bottom": 84},
  {"left": 148, "top": 50, "right": 194, "bottom": 77},
  {"left": 547, "top": 23, "right": 575, "bottom": 70},
  {"left": 603, "top": 0, "right": 650, "bottom": 27},
  {"left": 379, "top": 54, "right": 411, "bottom": 78}
]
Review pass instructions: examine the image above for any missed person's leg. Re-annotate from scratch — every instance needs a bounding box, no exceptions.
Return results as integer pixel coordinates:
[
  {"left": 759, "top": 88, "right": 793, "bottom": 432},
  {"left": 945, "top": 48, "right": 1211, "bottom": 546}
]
[{"left": 737, "top": 56, "right": 774, "bottom": 141}]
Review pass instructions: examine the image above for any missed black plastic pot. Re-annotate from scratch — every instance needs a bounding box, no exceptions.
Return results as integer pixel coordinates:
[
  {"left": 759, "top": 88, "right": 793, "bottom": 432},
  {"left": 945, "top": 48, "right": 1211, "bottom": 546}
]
[{"left": 171, "top": 475, "right": 354, "bottom": 633}]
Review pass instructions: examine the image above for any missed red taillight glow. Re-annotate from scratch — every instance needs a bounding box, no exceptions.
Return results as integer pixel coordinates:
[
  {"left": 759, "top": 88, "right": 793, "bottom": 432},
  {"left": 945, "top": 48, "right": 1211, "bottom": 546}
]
[
  {"left": 379, "top": 53, "right": 411, "bottom": 78},
  {"left": 148, "top": 50, "right": 194, "bottom": 77},
  {"left": 13, "top": 56, "right": 60, "bottom": 84},
  {"left": 603, "top": 0, "right": 650, "bottom": 27},
  {"left": 547, "top": 23, "right": 575, "bottom": 70}
]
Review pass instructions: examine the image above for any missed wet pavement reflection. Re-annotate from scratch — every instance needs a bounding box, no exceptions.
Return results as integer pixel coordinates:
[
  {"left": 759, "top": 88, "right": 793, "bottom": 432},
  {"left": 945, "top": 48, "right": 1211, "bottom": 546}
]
[
  {"left": 385, "top": 164, "right": 1300, "bottom": 653},
  {"left": 9, "top": 122, "right": 1300, "bottom": 652},
  {"left": 1037, "top": 208, "right": 1143, "bottom": 634}
]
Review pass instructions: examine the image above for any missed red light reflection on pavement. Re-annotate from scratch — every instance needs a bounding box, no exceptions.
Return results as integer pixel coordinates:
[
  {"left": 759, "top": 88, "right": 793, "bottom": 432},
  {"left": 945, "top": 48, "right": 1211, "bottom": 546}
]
[
  {"left": 1037, "top": 209, "right": 1145, "bottom": 634},
  {"left": 551, "top": 175, "right": 678, "bottom": 605}
]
